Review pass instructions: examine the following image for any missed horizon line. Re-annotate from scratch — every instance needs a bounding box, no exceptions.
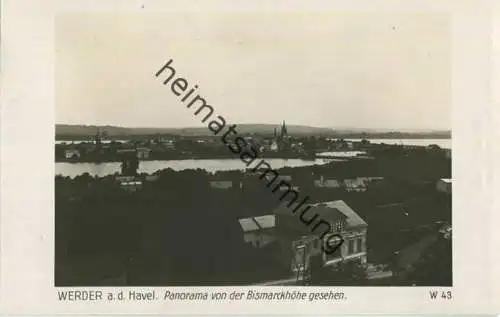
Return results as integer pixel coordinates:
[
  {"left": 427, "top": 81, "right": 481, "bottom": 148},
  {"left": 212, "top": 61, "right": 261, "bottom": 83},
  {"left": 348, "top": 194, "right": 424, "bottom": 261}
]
[{"left": 55, "top": 123, "right": 451, "bottom": 133}]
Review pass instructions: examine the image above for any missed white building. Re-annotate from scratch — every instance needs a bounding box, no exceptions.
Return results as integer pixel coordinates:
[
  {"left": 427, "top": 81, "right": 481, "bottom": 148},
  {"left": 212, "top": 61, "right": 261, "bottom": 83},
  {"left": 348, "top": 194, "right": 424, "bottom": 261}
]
[
  {"left": 270, "top": 140, "right": 279, "bottom": 152},
  {"left": 64, "top": 149, "right": 81, "bottom": 159},
  {"left": 136, "top": 147, "right": 152, "bottom": 159},
  {"left": 344, "top": 178, "right": 367, "bottom": 192},
  {"left": 238, "top": 215, "right": 276, "bottom": 248},
  {"left": 120, "top": 180, "right": 143, "bottom": 192},
  {"left": 436, "top": 178, "right": 452, "bottom": 194},
  {"left": 314, "top": 176, "right": 341, "bottom": 188}
]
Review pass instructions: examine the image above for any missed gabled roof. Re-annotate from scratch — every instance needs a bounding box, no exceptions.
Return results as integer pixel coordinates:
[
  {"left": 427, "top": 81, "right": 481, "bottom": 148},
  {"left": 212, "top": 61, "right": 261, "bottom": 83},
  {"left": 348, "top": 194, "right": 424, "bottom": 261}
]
[
  {"left": 238, "top": 215, "right": 276, "bottom": 232},
  {"left": 272, "top": 200, "right": 367, "bottom": 229},
  {"left": 316, "top": 200, "right": 367, "bottom": 228}
]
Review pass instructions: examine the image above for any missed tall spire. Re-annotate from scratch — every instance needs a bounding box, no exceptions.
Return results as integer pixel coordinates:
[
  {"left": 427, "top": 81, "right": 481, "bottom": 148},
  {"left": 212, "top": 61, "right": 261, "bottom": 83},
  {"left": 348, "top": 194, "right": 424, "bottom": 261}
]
[{"left": 281, "top": 120, "right": 288, "bottom": 138}]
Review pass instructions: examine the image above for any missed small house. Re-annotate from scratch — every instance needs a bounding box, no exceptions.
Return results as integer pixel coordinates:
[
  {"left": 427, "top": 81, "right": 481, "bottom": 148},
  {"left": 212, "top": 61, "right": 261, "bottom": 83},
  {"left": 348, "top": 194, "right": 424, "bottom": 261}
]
[
  {"left": 436, "top": 178, "right": 452, "bottom": 194},
  {"left": 64, "top": 149, "right": 81, "bottom": 159},
  {"left": 344, "top": 178, "right": 367, "bottom": 192},
  {"left": 120, "top": 180, "right": 143, "bottom": 192},
  {"left": 314, "top": 176, "right": 341, "bottom": 188},
  {"left": 136, "top": 147, "right": 152, "bottom": 159},
  {"left": 238, "top": 215, "right": 276, "bottom": 248}
]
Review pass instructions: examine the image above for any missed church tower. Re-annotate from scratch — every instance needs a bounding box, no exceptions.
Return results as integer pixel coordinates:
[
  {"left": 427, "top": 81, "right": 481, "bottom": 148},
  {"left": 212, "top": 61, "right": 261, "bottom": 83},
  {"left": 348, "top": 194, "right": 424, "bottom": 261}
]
[{"left": 280, "top": 120, "right": 288, "bottom": 139}]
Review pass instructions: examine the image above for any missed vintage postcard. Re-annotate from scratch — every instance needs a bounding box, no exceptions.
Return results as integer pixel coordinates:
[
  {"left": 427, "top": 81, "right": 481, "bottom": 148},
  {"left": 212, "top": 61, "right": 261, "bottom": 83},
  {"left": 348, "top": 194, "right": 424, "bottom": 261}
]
[{"left": 0, "top": 0, "right": 498, "bottom": 315}]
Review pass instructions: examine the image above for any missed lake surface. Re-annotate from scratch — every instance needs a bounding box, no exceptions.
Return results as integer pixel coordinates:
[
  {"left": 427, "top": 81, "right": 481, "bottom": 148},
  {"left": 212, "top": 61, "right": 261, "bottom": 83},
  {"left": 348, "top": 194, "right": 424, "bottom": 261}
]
[
  {"left": 316, "top": 151, "right": 367, "bottom": 157},
  {"left": 346, "top": 138, "right": 451, "bottom": 149},
  {"left": 55, "top": 158, "right": 337, "bottom": 178},
  {"left": 54, "top": 138, "right": 451, "bottom": 177}
]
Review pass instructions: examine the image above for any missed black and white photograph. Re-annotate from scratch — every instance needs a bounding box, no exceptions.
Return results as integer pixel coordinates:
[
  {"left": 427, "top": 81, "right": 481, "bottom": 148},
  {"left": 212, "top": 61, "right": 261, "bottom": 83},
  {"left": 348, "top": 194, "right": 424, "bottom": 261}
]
[{"left": 54, "top": 12, "right": 452, "bottom": 287}]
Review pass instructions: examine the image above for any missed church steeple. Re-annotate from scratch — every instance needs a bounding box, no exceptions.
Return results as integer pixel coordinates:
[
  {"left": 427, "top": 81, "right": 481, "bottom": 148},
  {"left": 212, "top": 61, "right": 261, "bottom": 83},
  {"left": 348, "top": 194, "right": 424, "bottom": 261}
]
[{"left": 280, "top": 120, "right": 288, "bottom": 138}]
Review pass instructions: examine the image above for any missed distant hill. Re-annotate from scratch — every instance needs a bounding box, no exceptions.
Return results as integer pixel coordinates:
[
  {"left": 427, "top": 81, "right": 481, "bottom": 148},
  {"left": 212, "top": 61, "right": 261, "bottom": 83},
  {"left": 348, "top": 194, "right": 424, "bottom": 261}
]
[
  {"left": 55, "top": 124, "right": 451, "bottom": 139},
  {"left": 56, "top": 124, "right": 334, "bottom": 138}
]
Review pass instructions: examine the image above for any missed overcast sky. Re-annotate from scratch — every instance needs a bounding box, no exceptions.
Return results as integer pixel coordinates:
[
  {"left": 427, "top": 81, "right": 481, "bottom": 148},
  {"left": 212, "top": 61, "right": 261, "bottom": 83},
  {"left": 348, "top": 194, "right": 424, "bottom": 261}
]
[{"left": 56, "top": 12, "right": 450, "bottom": 130}]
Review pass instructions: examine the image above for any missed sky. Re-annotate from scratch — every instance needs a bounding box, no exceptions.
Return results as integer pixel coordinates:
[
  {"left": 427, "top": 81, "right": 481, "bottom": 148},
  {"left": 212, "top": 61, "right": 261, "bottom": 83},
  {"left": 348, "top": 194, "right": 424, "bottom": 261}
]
[{"left": 56, "top": 12, "right": 451, "bottom": 131}]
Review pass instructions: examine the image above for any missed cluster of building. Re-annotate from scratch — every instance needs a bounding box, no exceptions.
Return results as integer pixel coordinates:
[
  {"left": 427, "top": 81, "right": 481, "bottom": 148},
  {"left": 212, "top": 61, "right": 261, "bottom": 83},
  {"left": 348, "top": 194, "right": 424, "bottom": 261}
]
[
  {"left": 234, "top": 177, "right": 452, "bottom": 284},
  {"left": 209, "top": 175, "right": 384, "bottom": 192},
  {"left": 60, "top": 129, "right": 178, "bottom": 161},
  {"left": 59, "top": 121, "right": 377, "bottom": 162},
  {"left": 115, "top": 174, "right": 160, "bottom": 192},
  {"left": 238, "top": 199, "right": 368, "bottom": 282}
]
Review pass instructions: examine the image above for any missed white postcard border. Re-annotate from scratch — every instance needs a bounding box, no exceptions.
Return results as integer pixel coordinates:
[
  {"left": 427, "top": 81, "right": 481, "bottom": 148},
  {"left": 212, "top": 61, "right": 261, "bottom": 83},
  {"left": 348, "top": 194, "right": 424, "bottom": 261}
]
[{"left": 0, "top": 0, "right": 497, "bottom": 314}]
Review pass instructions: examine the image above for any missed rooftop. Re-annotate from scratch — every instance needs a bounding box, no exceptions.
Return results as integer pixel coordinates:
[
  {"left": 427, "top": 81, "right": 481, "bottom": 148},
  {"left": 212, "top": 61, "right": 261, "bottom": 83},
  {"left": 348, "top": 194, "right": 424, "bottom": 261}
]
[
  {"left": 238, "top": 215, "right": 276, "bottom": 232},
  {"left": 272, "top": 200, "right": 367, "bottom": 230},
  {"left": 313, "top": 200, "right": 368, "bottom": 228}
]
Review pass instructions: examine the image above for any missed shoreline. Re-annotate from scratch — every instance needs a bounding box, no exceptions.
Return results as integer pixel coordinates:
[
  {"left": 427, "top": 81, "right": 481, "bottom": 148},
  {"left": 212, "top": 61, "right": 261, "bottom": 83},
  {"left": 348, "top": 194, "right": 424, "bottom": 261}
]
[{"left": 55, "top": 153, "right": 320, "bottom": 163}]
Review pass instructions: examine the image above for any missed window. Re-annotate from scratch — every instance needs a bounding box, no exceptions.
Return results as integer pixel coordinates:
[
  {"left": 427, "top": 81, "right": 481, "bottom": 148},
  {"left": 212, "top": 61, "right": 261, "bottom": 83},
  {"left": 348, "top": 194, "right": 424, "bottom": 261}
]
[
  {"left": 335, "top": 221, "right": 344, "bottom": 232},
  {"left": 295, "top": 245, "right": 306, "bottom": 270},
  {"left": 348, "top": 240, "right": 355, "bottom": 255},
  {"left": 358, "top": 238, "right": 363, "bottom": 252},
  {"left": 325, "top": 235, "right": 343, "bottom": 261}
]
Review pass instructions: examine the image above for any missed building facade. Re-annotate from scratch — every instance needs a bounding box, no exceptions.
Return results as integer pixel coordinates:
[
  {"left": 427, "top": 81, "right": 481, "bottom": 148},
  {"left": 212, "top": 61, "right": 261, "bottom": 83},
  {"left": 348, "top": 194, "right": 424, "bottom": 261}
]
[
  {"left": 272, "top": 200, "right": 368, "bottom": 274},
  {"left": 136, "top": 147, "right": 152, "bottom": 159}
]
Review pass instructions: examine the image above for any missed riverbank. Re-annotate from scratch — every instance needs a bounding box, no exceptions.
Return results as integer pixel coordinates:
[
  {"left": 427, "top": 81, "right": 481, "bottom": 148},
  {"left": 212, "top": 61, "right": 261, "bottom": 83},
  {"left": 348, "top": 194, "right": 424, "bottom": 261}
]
[
  {"left": 55, "top": 158, "right": 337, "bottom": 178},
  {"left": 54, "top": 152, "right": 318, "bottom": 163}
]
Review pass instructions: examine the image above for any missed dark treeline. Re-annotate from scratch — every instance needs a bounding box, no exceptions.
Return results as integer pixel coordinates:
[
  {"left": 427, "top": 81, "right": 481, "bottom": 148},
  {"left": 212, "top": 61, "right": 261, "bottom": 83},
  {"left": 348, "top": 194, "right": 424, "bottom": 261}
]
[{"left": 55, "top": 147, "right": 451, "bottom": 286}]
